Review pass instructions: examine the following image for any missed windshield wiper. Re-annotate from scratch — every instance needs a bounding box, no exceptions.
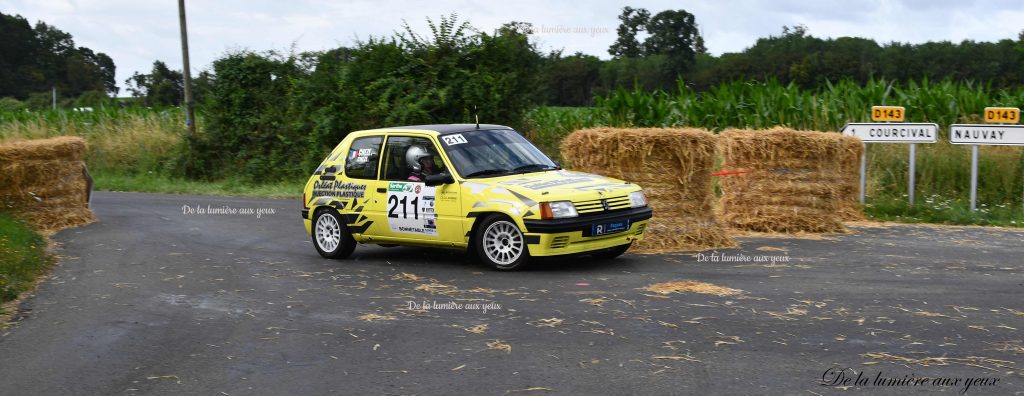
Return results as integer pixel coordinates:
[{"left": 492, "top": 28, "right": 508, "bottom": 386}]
[
  {"left": 464, "top": 168, "right": 512, "bottom": 178},
  {"left": 512, "top": 164, "right": 560, "bottom": 174}
]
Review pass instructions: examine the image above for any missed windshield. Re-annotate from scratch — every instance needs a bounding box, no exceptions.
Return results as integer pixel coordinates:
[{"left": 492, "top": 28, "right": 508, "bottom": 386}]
[{"left": 438, "top": 129, "right": 558, "bottom": 178}]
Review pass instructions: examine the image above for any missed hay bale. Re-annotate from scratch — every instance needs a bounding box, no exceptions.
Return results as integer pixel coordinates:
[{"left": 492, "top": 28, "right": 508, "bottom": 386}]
[
  {"left": 561, "top": 128, "right": 735, "bottom": 252},
  {"left": 0, "top": 136, "right": 87, "bottom": 161},
  {"left": 718, "top": 127, "right": 862, "bottom": 233},
  {"left": 18, "top": 208, "right": 95, "bottom": 233},
  {"left": 0, "top": 161, "right": 89, "bottom": 202},
  {"left": 835, "top": 137, "right": 865, "bottom": 221},
  {"left": 0, "top": 137, "right": 94, "bottom": 232}
]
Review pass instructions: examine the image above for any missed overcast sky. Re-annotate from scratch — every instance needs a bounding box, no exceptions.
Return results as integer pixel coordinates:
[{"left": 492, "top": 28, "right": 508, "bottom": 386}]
[{"left": 2, "top": 0, "right": 1023, "bottom": 96}]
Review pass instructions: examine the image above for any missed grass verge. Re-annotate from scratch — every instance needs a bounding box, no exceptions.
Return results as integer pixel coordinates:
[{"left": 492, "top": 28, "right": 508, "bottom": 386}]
[
  {"left": 94, "top": 172, "right": 302, "bottom": 199},
  {"left": 864, "top": 194, "right": 1024, "bottom": 227},
  {"left": 0, "top": 212, "right": 52, "bottom": 316}
]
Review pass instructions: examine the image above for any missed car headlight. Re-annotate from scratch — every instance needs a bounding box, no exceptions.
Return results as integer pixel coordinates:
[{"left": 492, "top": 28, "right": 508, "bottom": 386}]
[
  {"left": 540, "top": 201, "right": 577, "bottom": 219},
  {"left": 629, "top": 191, "right": 648, "bottom": 208}
]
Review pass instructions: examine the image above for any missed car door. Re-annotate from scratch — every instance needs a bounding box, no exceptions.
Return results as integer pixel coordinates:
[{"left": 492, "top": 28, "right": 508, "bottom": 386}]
[{"left": 366, "top": 134, "right": 462, "bottom": 245}]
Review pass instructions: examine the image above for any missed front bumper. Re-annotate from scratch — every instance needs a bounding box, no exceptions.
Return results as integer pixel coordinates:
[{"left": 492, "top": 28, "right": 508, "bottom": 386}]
[
  {"left": 522, "top": 207, "right": 653, "bottom": 256},
  {"left": 523, "top": 207, "right": 652, "bottom": 235},
  {"left": 301, "top": 209, "right": 312, "bottom": 235}
]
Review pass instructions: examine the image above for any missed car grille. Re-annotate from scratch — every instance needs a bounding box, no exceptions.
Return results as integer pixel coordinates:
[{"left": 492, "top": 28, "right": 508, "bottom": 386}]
[
  {"left": 550, "top": 236, "right": 570, "bottom": 249},
  {"left": 573, "top": 195, "right": 631, "bottom": 215},
  {"left": 634, "top": 222, "right": 646, "bottom": 236}
]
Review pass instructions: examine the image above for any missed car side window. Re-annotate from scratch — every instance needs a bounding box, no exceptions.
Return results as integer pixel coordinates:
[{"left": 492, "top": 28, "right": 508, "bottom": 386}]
[
  {"left": 344, "top": 136, "right": 383, "bottom": 180},
  {"left": 381, "top": 136, "right": 444, "bottom": 181}
]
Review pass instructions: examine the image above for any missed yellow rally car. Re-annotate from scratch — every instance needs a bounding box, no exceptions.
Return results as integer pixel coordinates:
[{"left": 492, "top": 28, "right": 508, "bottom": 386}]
[{"left": 301, "top": 124, "right": 652, "bottom": 270}]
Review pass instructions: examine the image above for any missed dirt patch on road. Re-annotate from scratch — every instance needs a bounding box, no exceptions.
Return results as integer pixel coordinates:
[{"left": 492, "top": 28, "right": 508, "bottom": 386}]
[{"left": 643, "top": 280, "right": 743, "bottom": 297}]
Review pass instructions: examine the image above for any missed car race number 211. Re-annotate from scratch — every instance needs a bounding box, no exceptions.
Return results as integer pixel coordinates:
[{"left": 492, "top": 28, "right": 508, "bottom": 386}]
[{"left": 386, "top": 182, "right": 437, "bottom": 236}]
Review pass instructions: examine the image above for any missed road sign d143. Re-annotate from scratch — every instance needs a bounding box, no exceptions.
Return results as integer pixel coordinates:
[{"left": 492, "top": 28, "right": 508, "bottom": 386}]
[
  {"left": 983, "top": 107, "right": 1020, "bottom": 124},
  {"left": 871, "top": 106, "right": 905, "bottom": 122}
]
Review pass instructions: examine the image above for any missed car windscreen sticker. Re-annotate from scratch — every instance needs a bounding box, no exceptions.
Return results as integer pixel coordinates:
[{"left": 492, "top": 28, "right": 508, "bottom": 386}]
[
  {"left": 351, "top": 148, "right": 372, "bottom": 163},
  {"left": 441, "top": 134, "right": 468, "bottom": 146},
  {"left": 386, "top": 181, "right": 437, "bottom": 236}
]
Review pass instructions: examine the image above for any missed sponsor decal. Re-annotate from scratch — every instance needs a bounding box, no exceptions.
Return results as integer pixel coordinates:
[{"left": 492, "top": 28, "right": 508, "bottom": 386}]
[
  {"left": 439, "top": 191, "right": 458, "bottom": 202},
  {"left": 520, "top": 177, "right": 593, "bottom": 190},
  {"left": 311, "top": 181, "right": 367, "bottom": 199},
  {"left": 575, "top": 182, "right": 628, "bottom": 192},
  {"left": 387, "top": 182, "right": 438, "bottom": 236},
  {"left": 389, "top": 181, "right": 416, "bottom": 192},
  {"left": 593, "top": 220, "right": 629, "bottom": 236}
]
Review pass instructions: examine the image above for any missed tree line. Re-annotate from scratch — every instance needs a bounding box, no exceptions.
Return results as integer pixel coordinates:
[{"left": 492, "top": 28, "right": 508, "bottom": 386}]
[
  {"left": 541, "top": 7, "right": 1024, "bottom": 105},
  {"left": 101, "top": 7, "right": 1024, "bottom": 109},
  {"left": 5, "top": 7, "right": 1023, "bottom": 111},
  {"left": 0, "top": 12, "right": 116, "bottom": 110}
]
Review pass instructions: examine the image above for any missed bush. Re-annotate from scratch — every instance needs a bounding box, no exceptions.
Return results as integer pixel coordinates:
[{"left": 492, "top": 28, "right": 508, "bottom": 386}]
[
  {"left": 0, "top": 97, "right": 25, "bottom": 112},
  {"left": 188, "top": 15, "right": 543, "bottom": 182},
  {"left": 74, "top": 90, "right": 113, "bottom": 108},
  {"left": 189, "top": 51, "right": 305, "bottom": 181}
]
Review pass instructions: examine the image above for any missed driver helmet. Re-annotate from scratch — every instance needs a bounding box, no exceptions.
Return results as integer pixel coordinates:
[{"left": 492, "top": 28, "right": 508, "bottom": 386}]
[{"left": 405, "top": 145, "right": 433, "bottom": 172}]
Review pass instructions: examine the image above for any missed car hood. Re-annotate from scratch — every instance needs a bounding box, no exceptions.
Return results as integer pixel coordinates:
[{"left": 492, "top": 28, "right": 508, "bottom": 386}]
[{"left": 461, "top": 169, "right": 641, "bottom": 204}]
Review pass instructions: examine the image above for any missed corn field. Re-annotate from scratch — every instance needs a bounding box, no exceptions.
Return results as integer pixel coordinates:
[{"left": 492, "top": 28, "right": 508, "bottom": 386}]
[
  {"left": 524, "top": 78, "right": 1024, "bottom": 225},
  {"left": 0, "top": 106, "right": 187, "bottom": 175}
]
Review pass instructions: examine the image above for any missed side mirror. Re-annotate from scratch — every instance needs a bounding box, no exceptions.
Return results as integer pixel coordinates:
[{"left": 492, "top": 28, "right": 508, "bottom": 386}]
[{"left": 424, "top": 172, "right": 454, "bottom": 187}]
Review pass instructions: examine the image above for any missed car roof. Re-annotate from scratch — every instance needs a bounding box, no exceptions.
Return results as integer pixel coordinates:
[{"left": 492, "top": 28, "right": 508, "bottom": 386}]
[{"left": 357, "top": 124, "right": 514, "bottom": 136}]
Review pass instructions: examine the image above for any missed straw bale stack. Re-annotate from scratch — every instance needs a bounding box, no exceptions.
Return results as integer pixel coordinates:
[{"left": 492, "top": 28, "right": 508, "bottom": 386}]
[
  {"left": 835, "top": 138, "right": 864, "bottom": 221},
  {"left": 718, "top": 127, "right": 862, "bottom": 233},
  {"left": 0, "top": 137, "right": 94, "bottom": 232},
  {"left": 561, "top": 128, "right": 735, "bottom": 252}
]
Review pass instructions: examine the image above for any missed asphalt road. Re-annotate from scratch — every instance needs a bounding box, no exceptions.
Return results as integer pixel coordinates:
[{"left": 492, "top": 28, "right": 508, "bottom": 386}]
[{"left": 1, "top": 192, "right": 1023, "bottom": 395}]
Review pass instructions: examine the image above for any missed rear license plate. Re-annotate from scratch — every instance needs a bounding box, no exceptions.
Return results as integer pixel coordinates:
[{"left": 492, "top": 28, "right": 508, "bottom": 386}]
[{"left": 593, "top": 220, "right": 629, "bottom": 236}]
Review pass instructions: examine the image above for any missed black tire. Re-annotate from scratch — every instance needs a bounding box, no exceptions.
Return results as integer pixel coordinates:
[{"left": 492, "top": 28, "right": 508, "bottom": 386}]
[
  {"left": 312, "top": 208, "right": 356, "bottom": 259},
  {"left": 592, "top": 242, "right": 632, "bottom": 260},
  {"left": 473, "top": 214, "right": 530, "bottom": 271}
]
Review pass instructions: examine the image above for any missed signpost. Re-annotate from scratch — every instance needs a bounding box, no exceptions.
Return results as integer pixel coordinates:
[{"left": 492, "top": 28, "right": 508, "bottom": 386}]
[
  {"left": 840, "top": 123, "right": 938, "bottom": 143},
  {"left": 949, "top": 107, "right": 1023, "bottom": 211},
  {"left": 950, "top": 124, "right": 1024, "bottom": 146},
  {"left": 842, "top": 109, "right": 938, "bottom": 205}
]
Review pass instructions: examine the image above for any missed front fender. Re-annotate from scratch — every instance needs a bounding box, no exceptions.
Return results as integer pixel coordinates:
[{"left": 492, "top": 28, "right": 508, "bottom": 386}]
[{"left": 463, "top": 207, "right": 534, "bottom": 243}]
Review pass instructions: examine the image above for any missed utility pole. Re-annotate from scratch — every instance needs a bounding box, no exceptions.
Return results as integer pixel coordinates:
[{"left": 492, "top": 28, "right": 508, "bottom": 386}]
[{"left": 178, "top": 0, "right": 196, "bottom": 139}]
